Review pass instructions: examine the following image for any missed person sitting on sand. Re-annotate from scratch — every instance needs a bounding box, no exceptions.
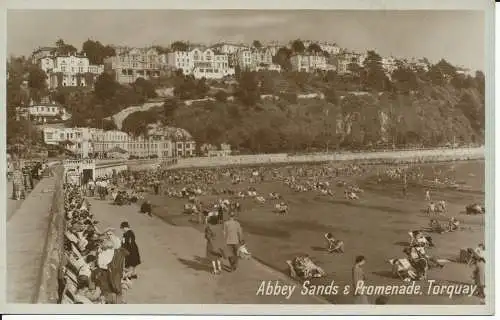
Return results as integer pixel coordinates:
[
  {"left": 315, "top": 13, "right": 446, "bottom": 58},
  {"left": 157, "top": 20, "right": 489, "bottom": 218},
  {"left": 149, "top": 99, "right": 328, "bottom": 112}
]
[
  {"left": 429, "top": 219, "right": 446, "bottom": 234},
  {"left": 140, "top": 201, "right": 152, "bottom": 217},
  {"left": 325, "top": 233, "right": 345, "bottom": 253},
  {"left": 237, "top": 240, "right": 252, "bottom": 260}
]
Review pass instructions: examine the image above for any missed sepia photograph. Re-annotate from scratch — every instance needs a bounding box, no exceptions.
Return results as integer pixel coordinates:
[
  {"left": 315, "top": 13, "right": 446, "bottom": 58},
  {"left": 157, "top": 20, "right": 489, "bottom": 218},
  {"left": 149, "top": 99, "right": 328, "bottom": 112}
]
[{"left": 2, "top": 0, "right": 494, "bottom": 316}]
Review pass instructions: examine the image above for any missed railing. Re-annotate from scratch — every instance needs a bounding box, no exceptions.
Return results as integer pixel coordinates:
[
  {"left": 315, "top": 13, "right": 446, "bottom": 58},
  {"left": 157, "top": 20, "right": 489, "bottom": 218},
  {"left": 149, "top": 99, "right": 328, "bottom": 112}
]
[{"left": 63, "top": 159, "right": 96, "bottom": 166}]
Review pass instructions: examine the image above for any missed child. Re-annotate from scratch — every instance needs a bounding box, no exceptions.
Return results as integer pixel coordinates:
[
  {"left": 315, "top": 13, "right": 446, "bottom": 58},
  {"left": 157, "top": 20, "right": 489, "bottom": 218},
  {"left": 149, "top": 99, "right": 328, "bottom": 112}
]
[
  {"left": 238, "top": 240, "right": 252, "bottom": 260},
  {"left": 205, "top": 216, "right": 224, "bottom": 275}
]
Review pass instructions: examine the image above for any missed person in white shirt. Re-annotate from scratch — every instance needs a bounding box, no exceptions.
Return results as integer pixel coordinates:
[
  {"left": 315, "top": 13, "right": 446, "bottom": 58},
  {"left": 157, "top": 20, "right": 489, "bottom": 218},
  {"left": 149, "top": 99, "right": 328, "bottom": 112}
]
[{"left": 474, "top": 243, "right": 485, "bottom": 261}]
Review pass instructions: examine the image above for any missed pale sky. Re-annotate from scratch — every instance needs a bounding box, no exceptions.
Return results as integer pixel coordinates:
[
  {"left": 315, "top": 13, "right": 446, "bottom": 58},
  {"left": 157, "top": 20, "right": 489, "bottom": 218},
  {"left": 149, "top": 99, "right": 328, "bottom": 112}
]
[{"left": 7, "top": 10, "right": 485, "bottom": 71}]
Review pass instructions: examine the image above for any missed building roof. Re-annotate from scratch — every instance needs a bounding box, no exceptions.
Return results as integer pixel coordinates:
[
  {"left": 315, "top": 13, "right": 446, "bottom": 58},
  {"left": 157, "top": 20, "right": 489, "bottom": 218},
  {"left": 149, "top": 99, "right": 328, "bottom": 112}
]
[
  {"left": 147, "top": 124, "right": 193, "bottom": 140},
  {"left": 108, "top": 146, "right": 128, "bottom": 154}
]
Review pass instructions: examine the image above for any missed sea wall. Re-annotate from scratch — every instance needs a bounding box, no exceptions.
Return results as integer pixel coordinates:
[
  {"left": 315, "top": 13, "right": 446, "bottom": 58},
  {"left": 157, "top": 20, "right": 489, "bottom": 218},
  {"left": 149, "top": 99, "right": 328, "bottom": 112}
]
[
  {"left": 166, "top": 147, "right": 484, "bottom": 169},
  {"left": 36, "top": 166, "right": 65, "bottom": 303}
]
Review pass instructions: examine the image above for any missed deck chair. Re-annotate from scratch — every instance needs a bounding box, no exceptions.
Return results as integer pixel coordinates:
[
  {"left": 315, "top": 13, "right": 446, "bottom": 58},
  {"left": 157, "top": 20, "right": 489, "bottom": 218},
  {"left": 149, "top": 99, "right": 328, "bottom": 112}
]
[
  {"left": 65, "top": 266, "right": 79, "bottom": 286},
  {"left": 70, "top": 243, "right": 84, "bottom": 260},
  {"left": 65, "top": 231, "right": 79, "bottom": 244}
]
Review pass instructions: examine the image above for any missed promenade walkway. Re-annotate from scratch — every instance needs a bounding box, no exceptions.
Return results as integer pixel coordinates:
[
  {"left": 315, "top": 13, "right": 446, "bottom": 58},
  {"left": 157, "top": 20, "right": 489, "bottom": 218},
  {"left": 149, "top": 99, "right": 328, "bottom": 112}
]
[
  {"left": 6, "top": 175, "right": 57, "bottom": 303},
  {"left": 88, "top": 198, "right": 325, "bottom": 304}
]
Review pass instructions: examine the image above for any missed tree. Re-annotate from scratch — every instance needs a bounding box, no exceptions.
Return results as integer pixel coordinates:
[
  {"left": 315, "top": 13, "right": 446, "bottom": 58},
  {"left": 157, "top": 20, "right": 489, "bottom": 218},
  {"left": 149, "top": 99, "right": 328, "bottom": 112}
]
[
  {"left": 171, "top": 41, "right": 189, "bottom": 52},
  {"left": 163, "top": 98, "right": 179, "bottom": 121},
  {"left": 362, "top": 50, "right": 389, "bottom": 91},
  {"left": 475, "top": 70, "right": 485, "bottom": 96},
  {"left": 153, "top": 45, "right": 170, "bottom": 54},
  {"left": 252, "top": 40, "right": 262, "bottom": 48},
  {"left": 27, "top": 65, "right": 48, "bottom": 91},
  {"left": 308, "top": 43, "right": 322, "bottom": 54},
  {"left": 94, "top": 72, "right": 119, "bottom": 101},
  {"left": 235, "top": 71, "right": 260, "bottom": 107},
  {"left": 122, "top": 110, "right": 158, "bottom": 137},
  {"left": 173, "top": 75, "right": 208, "bottom": 100},
  {"left": 81, "top": 39, "right": 116, "bottom": 64},
  {"left": 133, "top": 77, "right": 157, "bottom": 100},
  {"left": 391, "top": 60, "right": 418, "bottom": 94},
  {"left": 324, "top": 87, "right": 339, "bottom": 105},
  {"left": 55, "top": 39, "right": 78, "bottom": 56},
  {"left": 291, "top": 39, "right": 305, "bottom": 54},
  {"left": 427, "top": 59, "right": 457, "bottom": 85},
  {"left": 272, "top": 47, "right": 292, "bottom": 71},
  {"left": 215, "top": 90, "right": 228, "bottom": 102}
]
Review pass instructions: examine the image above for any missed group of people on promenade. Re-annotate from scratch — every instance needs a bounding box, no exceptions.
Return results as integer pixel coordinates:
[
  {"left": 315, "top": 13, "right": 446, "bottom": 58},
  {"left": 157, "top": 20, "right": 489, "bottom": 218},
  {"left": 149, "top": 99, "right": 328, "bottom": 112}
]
[
  {"left": 9, "top": 159, "right": 50, "bottom": 200},
  {"left": 61, "top": 182, "right": 141, "bottom": 304}
]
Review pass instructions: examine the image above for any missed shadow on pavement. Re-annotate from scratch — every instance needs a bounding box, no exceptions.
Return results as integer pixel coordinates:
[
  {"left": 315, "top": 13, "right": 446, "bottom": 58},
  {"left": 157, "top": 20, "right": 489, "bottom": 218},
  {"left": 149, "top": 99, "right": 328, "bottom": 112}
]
[
  {"left": 372, "top": 270, "right": 397, "bottom": 279},
  {"left": 178, "top": 256, "right": 212, "bottom": 273}
]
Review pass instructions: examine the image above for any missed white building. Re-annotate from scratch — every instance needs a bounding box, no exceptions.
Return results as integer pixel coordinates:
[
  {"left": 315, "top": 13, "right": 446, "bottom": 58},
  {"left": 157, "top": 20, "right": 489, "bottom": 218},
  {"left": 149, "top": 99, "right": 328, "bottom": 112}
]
[
  {"left": 211, "top": 42, "right": 248, "bottom": 55},
  {"left": 36, "top": 52, "right": 104, "bottom": 89},
  {"left": 290, "top": 53, "right": 328, "bottom": 72},
  {"left": 31, "top": 46, "right": 56, "bottom": 64},
  {"left": 335, "top": 51, "right": 365, "bottom": 74},
  {"left": 319, "top": 42, "right": 341, "bottom": 55},
  {"left": 43, "top": 127, "right": 93, "bottom": 158},
  {"left": 90, "top": 129, "right": 130, "bottom": 158},
  {"left": 167, "top": 48, "right": 235, "bottom": 79},
  {"left": 252, "top": 48, "right": 273, "bottom": 67},
  {"left": 382, "top": 56, "right": 397, "bottom": 75},
  {"left": 255, "top": 63, "right": 282, "bottom": 73},
  {"left": 236, "top": 50, "right": 254, "bottom": 70},
  {"left": 206, "top": 143, "right": 232, "bottom": 157},
  {"left": 16, "top": 101, "right": 71, "bottom": 124}
]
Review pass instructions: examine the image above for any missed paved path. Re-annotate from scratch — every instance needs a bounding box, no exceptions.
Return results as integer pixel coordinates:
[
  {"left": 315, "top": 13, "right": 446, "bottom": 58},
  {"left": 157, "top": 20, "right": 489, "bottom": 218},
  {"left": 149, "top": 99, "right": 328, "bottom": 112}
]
[
  {"left": 89, "top": 198, "right": 325, "bottom": 304},
  {"left": 7, "top": 176, "right": 56, "bottom": 303}
]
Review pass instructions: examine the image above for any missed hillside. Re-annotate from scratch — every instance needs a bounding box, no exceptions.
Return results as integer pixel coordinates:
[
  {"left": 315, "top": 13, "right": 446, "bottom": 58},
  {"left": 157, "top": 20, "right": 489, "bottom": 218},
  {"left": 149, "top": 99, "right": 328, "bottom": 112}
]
[{"left": 120, "top": 82, "right": 484, "bottom": 154}]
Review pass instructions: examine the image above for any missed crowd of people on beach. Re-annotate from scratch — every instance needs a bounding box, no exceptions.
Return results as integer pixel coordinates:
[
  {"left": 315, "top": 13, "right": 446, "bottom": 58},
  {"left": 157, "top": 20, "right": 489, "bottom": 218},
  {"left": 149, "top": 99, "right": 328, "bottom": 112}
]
[{"left": 75, "top": 158, "right": 485, "bottom": 304}]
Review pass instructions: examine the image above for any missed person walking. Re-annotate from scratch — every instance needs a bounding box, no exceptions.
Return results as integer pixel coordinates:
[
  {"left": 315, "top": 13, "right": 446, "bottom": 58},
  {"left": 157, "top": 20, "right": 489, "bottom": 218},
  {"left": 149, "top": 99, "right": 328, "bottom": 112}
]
[
  {"left": 205, "top": 215, "right": 225, "bottom": 275},
  {"left": 223, "top": 212, "right": 243, "bottom": 271},
  {"left": 120, "top": 221, "right": 141, "bottom": 280},
  {"left": 352, "top": 255, "right": 369, "bottom": 304}
]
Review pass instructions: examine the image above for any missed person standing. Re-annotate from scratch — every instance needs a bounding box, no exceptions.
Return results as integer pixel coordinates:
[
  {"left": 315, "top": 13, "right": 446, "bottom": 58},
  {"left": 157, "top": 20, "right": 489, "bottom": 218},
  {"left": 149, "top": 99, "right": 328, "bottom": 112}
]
[
  {"left": 12, "top": 163, "right": 24, "bottom": 200},
  {"left": 88, "top": 179, "right": 95, "bottom": 197},
  {"left": 472, "top": 257, "right": 485, "bottom": 300},
  {"left": 217, "top": 204, "right": 224, "bottom": 224},
  {"left": 120, "top": 221, "right": 141, "bottom": 279},
  {"left": 352, "top": 255, "right": 369, "bottom": 304},
  {"left": 223, "top": 212, "right": 243, "bottom": 271},
  {"left": 425, "top": 189, "right": 431, "bottom": 201}
]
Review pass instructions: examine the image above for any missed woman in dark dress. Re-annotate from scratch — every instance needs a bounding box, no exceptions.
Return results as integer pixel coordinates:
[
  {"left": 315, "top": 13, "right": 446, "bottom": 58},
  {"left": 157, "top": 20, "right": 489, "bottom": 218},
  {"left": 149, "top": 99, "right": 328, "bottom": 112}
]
[
  {"left": 120, "top": 221, "right": 141, "bottom": 279},
  {"left": 205, "top": 216, "right": 224, "bottom": 275}
]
